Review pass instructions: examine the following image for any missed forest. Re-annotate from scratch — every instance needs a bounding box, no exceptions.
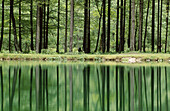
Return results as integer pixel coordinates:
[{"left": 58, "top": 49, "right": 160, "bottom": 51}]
[{"left": 0, "top": 0, "right": 169, "bottom": 54}]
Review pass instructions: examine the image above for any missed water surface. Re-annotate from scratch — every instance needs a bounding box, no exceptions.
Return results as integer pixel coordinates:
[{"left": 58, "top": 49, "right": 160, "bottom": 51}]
[{"left": 0, "top": 62, "right": 169, "bottom": 111}]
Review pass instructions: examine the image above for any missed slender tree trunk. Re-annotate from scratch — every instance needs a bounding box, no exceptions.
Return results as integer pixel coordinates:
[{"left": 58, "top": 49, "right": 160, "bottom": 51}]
[
  {"left": 159, "top": 0, "right": 163, "bottom": 52},
  {"left": 94, "top": 6, "right": 102, "bottom": 52},
  {"left": 152, "top": 0, "right": 155, "bottom": 52},
  {"left": 107, "top": 0, "right": 111, "bottom": 52},
  {"left": 9, "top": 1, "right": 12, "bottom": 52},
  {"left": 30, "top": 0, "right": 34, "bottom": 50},
  {"left": 88, "top": 0, "right": 90, "bottom": 53},
  {"left": 69, "top": 0, "right": 74, "bottom": 52},
  {"left": 43, "top": 0, "right": 46, "bottom": 49},
  {"left": 135, "top": 4, "right": 138, "bottom": 51},
  {"left": 122, "top": 0, "right": 126, "bottom": 51},
  {"left": 39, "top": 3, "right": 43, "bottom": 53},
  {"left": 56, "top": 0, "right": 60, "bottom": 53},
  {"left": 165, "top": 0, "right": 169, "bottom": 53},
  {"left": 83, "top": 0, "right": 90, "bottom": 53},
  {"left": 45, "top": 0, "right": 50, "bottom": 49},
  {"left": 102, "top": 0, "right": 106, "bottom": 53},
  {"left": 157, "top": 0, "right": 160, "bottom": 53},
  {"left": 130, "top": 0, "right": 135, "bottom": 51},
  {"left": 11, "top": 0, "right": 20, "bottom": 51},
  {"left": 143, "top": 0, "right": 150, "bottom": 52},
  {"left": 0, "top": 0, "right": 4, "bottom": 51},
  {"left": 138, "top": 0, "right": 143, "bottom": 52},
  {"left": 36, "top": 2, "right": 42, "bottom": 53},
  {"left": 65, "top": 0, "right": 68, "bottom": 52},
  {"left": 116, "top": 0, "right": 119, "bottom": 52},
  {"left": 128, "top": 0, "right": 131, "bottom": 48},
  {"left": 19, "top": 0, "right": 22, "bottom": 52},
  {"left": 119, "top": 0, "right": 123, "bottom": 52}
]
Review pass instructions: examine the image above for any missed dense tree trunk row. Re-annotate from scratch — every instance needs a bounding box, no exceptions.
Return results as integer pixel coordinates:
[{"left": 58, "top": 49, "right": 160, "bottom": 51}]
[{"left": 0, "top": 0, "right": 169, "bottom": 53}]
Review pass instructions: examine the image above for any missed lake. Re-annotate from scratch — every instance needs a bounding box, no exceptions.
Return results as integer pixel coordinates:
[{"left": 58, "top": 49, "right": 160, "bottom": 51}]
[{"left": 0, "top": 62, "right": 169, "bottom": 111}]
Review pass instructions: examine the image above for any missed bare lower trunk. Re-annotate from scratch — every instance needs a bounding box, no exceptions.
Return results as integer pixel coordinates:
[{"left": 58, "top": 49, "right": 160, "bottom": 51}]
[
  {"left": 69, "top": 0, "right": 74, "bottom": 52},
  {"left": 0, "top": 0, "right": 4, "bottom": 51},
  {"left": 130, "top": 0, "right": 135, "bottom": 51}
]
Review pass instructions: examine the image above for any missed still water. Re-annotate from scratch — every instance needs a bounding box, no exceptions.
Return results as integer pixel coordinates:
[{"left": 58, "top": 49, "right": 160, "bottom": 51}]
[{"left": 0, "top": 62, "right": 169, "bottom": 111}]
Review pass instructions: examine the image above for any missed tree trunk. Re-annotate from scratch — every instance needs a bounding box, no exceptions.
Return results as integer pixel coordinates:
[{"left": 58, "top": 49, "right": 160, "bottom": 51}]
[
  {"left": 107, "top": 0, "right": 111, "bottom": 52},
  {"left": 130, "top": 0, "right": 135, "bottom": 51},
  {"left": 159, "top": 0, "right": 163, "bottom": 52},
  {"left": 30, "top": 0, "right": 34, "bottom": 50},
  {"left": 135, "top": 4, "right": 138, "bottom": 51},
  {"left": 69, "top": 0, "right": 74, "bottom": 52},
  {"left": 43, "top": 0, "right": 46, "bottom": 49},
  {"left": 143, "top": 0, "right": 150, "bottom": 52},
  {"left": 128, "top": 0, "right": 131, "bottom": 48},
  {"left": 165, "top": 0, "right": 169, "bottom": 53},
  {"left": 94, "top": 5, "right": 102, "bottom": 52},
  {"left": 83, "top": 0, "right": 90, "bottom": 53},
  {"left": 102, "top": 0, "right": 106, "bottom": 53},
  {"left": 122, "top": 0, "right": 126, "bottom": 51},
  {"left": 157, "top": 0, "right": 160, "bottom": 53},
  {"left": 0, "top": 0, "right": 4, "bottom": 51},
  {"left": 9, "top": 1, "right": 12, "bottom": 52},
  {"left": 152, "top": 0, "right": 155, "bottom": 52},
  {"left": 65, "top": 0, "right": 68, "bottom": 52},
  {"left": 116, "top": 0, "right": 119, "bottom": 52},
  {"left": 19, "top": 0, "right": 22, "bottom": 52},
  {"left": 119, "top": 0, "right": 123, "bottom": 52},
  {"left": 11, "top": 0, "right": 20, "bottom": 51},
  {"left": 45, "top": 0, "right": 50, "bottom": 49},
  {"left": 56, "top": 0, "right": 60, "bottom": 53},
  {"left": 36, "top": 2, "right": 42, "bottom": 53},
  {"left": 138, "top": 0, "right": 143, "bottom": 52}
]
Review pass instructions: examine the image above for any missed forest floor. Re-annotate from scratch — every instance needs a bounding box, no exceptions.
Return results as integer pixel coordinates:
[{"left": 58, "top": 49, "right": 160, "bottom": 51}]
[{"left": 0, "top": 53, "right": 169, "bottom": 63}]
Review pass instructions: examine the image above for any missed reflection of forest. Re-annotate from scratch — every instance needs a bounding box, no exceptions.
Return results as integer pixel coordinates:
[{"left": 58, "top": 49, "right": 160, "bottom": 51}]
[{"left": 0, "top": 64, "right": 169, "bottom": 111}]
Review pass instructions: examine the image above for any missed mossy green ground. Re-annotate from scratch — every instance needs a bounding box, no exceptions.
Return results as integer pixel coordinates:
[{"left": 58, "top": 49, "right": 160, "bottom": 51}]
[{"left": 0, "top": 53, "right": 169, "bottom": 62}]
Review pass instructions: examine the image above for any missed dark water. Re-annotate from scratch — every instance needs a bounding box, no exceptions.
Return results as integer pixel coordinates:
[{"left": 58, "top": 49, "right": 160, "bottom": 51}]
[{"left": 0, "top": 63, "right": 169, "bottom": 111}]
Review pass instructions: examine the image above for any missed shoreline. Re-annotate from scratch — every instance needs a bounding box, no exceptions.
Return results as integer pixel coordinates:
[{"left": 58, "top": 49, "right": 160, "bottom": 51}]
[{"left": 0, "top": 53, "right": 169, "bottom": 63}]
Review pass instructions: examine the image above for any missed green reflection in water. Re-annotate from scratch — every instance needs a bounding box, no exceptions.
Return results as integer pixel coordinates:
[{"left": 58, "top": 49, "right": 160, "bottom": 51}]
[{"left": 0, "top": 63, "right": 169, "bottom": 111}]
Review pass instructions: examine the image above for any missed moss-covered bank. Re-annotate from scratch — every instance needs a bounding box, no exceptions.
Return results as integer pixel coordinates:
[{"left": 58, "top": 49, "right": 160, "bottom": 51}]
[{"left": 0, "top": 53, "right": 169, "bottom": 63}]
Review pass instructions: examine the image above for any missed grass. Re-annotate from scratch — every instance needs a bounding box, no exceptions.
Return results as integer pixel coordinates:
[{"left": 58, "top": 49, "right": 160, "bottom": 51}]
[{"left": 0, "top": 53, "right": 169, "bottom": 62}]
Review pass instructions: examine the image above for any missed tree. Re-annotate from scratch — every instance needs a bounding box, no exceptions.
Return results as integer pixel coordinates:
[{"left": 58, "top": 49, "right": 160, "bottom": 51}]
[
  {"left": 36, "top": 1, "right": 43, "bottom": 53},
  {"left": 138, "top": 0, "right": 143, "bottom": 51},
  {"left": 43, "top": 0, "right": 46, "bottom": 49},
  {"left": 94, "top": 0, "right": 103, "bottom": 52},
  {"left": 128, "top": 0, "right": 131, "bottom": 48},
  {"left": 130, "top": 0, "right": 135, "bottom": 51},
  {"left": 116, "top": 0, "right": 119, "bottom": 52},
  {"left": 0, "top": 0, "right": 4, "bottom": 51},
  {"left": 119, "top": 0, "right": 124, "bottom": 52},
  {"left": 56, "top": 0, "right": 60, "bottom": 53},
  {"left": 30, "top": 0, "right": 34, "bottom": 50},
  {"left": 159, "top": 0, "right": 163, "bottom": 52},
  {"left": 83, "top": 0, "right": 90, "bottom": 53},
  {"left": 9, "top": 0, "right": 12, "bottom": 52},
  {"left": 65, "top": 0, "right": 68, "bottom": 52},
  {"left": 11, "top": 0, "right": 20, "bottom": 51},
  {"left": 45, "top": 0, "right": 50, "bottom": 49},
  {"left": 143, "top": 0, "right": 151, "bottom": 52},
  {"left": 107, "top": 0, "right": 111, "bottom": 52},
  {"left": 122, "top": 0, "right": 126, "bottom": 51},
  {"left": 102, "top": 0, "right": 106, "bottom": 53},
  {"left": 19, "top": 0, "right": 22, "bottom": 51},
  {"left": 69, "top": 0, "right": 74, "bottom": 52},
  {"left": 152, "top": 0, "right": 155, "bottom": 52},
  {"left": 165, "top": 0, "right": 169, "bottom": 53}
]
